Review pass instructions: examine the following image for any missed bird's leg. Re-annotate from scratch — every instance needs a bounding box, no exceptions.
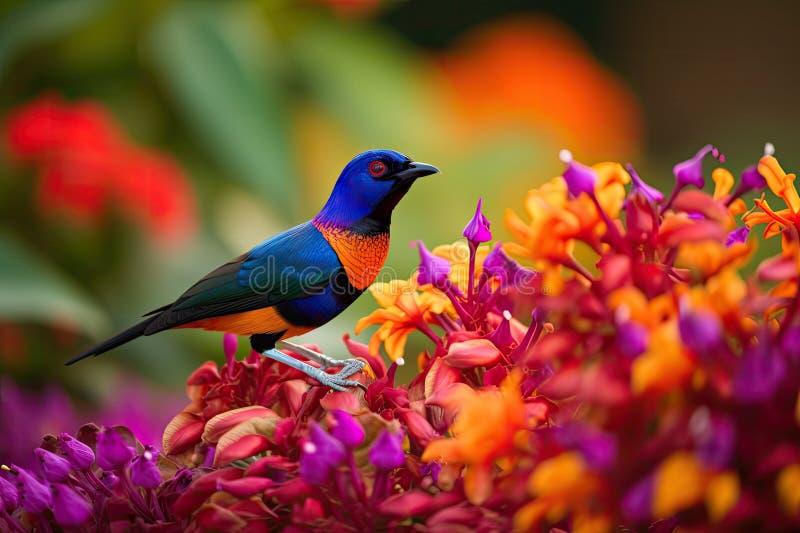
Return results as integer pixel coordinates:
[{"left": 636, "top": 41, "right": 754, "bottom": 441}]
[{"left": 262, "top": 341, "right": 366, "bottom": 392}]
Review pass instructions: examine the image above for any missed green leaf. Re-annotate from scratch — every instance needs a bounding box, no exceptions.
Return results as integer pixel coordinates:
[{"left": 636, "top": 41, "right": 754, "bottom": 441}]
[
  {"left": 146, "top": 2, "right": 297, "bottom": 217},
  {"left": 0, "top": 0, "right": 101, "bottom": 78},
  {"left": 0, "top": 232, "right": 109, "bottom": 337}
]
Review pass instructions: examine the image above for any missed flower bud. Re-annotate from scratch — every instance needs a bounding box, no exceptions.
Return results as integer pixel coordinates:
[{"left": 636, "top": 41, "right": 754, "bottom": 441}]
[
  {"left": 369, "top": 430, "right": 405, "bottom": 470},
  {"left": 7, "top": 465, "right": 51, "bottom": 513},
  {"left": 673, "top": 144, "right": 715, "bottom": 189},
  {"left": 560, "top": 149, "right": 597, "bottom": 198},
  {"left": 95, "top": 428, "right": 134, "bottom": 471},
  {"left": 35, "top": 447, "right": 71, "bottom": 482},
  {"left": 415, "top": 241, "right": 451, "bottom": 289},
  {"left": 52, "top": 483, "right": 91, "bottom": 526},
  {"left": 130, "top": 446, "right": 162, "bottom": 489},
  {"left": 59, "top": 433, "right": 94, "bottom": 470},
  {"left": 330, "top": 410, "right": 365, "bottom": 448},
  {"left": 462, "top": 198, "right": 492, "bottom": 244}
]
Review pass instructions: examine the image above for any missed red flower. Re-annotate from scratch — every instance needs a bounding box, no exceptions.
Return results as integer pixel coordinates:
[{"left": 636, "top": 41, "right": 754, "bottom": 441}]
[{"left": 4, "top": 94, "right": 196, "bottom": 245}]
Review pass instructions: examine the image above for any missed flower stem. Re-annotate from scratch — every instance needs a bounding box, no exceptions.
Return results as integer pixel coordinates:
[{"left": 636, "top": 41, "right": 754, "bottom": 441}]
[
  {"left": 467, "top": 241, "right": 477, "bottom": 306},
  {"left": 0, "top": 509, "right": 26, "bottom": 533},
  {"left": 346, "top": 451, "right": 366, "bottom": 502}
]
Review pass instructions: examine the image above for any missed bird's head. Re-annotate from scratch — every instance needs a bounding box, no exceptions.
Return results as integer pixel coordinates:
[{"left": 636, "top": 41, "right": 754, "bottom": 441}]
[{"left": 314, "top": 149, "right": 438, "bottom": 229}]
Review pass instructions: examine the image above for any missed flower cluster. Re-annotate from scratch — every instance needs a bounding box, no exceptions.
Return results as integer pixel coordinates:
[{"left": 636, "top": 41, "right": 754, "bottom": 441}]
[
  {"left": 4, "top": 145, "right": 800, "bottom": 532},
  {"left": 3, "top": 94, "right": 196, "bottom": 245},
  {"left": 0, "top": 425, "right": 191, "bottom": 530}
]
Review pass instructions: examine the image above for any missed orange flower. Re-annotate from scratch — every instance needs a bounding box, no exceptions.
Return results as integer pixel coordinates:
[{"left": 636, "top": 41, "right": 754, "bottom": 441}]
[
  {"left": 355, "top": 279, "right": 450, "bottom": 361},
  {"left": 504, "top": 161, "right": 630, "bottom": 289},
  {"left": 421, "top": 372, "right": 533, "bottom": 504},
  {"left": 744, "top": 155, "right": 800, "bottom": 238},
  {"left": 438, "top": 16, "right": 642, "bottom": 160}
]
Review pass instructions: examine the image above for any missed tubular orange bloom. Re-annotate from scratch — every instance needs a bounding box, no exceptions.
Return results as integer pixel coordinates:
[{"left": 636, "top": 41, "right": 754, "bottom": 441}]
[
  {"left": 744, "top": 155, "right": 800, "bottom": 238},
  {"left": 421, "top": 371, "right": 532, "bottom": 505},
  {"left": 355, "top": 279, "right": 451, "bottom": 361}
]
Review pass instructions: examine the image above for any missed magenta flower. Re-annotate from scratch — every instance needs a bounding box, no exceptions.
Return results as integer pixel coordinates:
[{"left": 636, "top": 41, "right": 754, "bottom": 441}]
[
  {"left": 51, "top": 483, "right": 91, "bottom": 527},
  {"left": 6, "top": 465, "right": 51, "bottom": 513},
  {"left": 626, "top": 163, "right": 664, "bottom": 203},
  {"left": 130, "top": 445, "right": 162, "bottom": 489},
  {"left": 34, "top": 447, "right": 71, "bottom": 482},
  {"left": 95, "top": 428, "right": 134, "bottom": 470},
  {"left": 725, "top": 226, "right": 750, "bottom": 247},
  {"left": 330, "top": 410, "right": 365, "bottom": 448},
  {"left": 462, "top": 198, "right": 492, "bottom": 244},
  {"left": 0, "top": 474, "right": 18, "bottom": 511},
  {"left": 415, "top": 241, "right": 451, "bottom": 289},
  {"left": 734, "top": 340, "right": 787, "bottom": 402},
  {"left": 678, "top": 305, "right": 723, "bottom": 353},
  {"left": 300, "top": 423, "right": 346, "bottom": 484},
  {"left": 616, "top": 320, "right": 648, "bottom": 358},
  {"left": 559, "top": 149, "right": 597, "bottom": 198},
  {"left": 369, "top": 430, "right": 404, "bottom": 470},
  {"left": 740, "top": 164, "right": 767, "bottom": 192},
  {"left": 58, "top": 433, "right": 94, "bottom": 470},
  {"left": 673, "top": 144, "right": 716, "bottom": 189}
]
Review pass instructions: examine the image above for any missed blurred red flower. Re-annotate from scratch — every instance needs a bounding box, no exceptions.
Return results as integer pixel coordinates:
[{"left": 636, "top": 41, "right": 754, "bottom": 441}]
[{"left": 4, "top": 94, "right": 196, "bottom": 245}]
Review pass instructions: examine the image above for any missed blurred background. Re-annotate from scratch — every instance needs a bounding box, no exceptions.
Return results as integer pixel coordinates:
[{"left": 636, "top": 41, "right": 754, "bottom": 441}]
[{"left": 1, "top": 0, "right": 798, "bottom": 463}]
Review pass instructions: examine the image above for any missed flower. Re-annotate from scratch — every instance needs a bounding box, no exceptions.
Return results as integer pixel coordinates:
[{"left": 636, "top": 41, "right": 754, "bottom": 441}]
[
  {"left": 330, "top": 410, "right": 365, "bottom": 448},
  {"left": 51, "top": 483, "right": 92, "bottom": 527},
  {"left": 3, "top": 465, "right": 51, "bottom": 513},
  {"left": 34, "top": 447, "right": 71, "bottom": 482},
  {"left": 4, "top": 94, "right": 196, "bottom": 245},
  {"left": 58, "top": 432, "right": 95, "bottom": 470},
  {"left": 559, "top": 148, "right": 598, "bottom": 198},
  {"left": 415, "top": 240, "right": 451, "bottom": 289},
  {"left": 369, "top": 430, "right": 405, "bottom": 470},
  {"left": 300, "top": 423, "right": 346, "bottom": 484},
  {"left": 95, "top": 427, "right": 135, "bottom": 470},
  {"left": 130, "top": 445, "right": 163, "bottom": 489},
  {"left": 462, "top": 198, "right": 492, "bottom": 244}
]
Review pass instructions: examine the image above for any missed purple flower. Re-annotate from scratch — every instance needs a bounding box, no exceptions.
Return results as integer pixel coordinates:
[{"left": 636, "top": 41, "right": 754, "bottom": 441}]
[
  {"left": 626, "top": 163, "right": 664, "bottom": 203},
  {"left": 690, "top": 409, "right": 736, "bottom": 469},
  {"left": 780, "top": 326, "right": 800, "bottom": 363},
  {"left": 0, "top": 474, "right": 18, "bottom": 511},
  {"left": 415, "top": 241, "right": 451, "bottom": 289},
  {"left": 95, "top": 428, "right": 134, "bottom": 471},
  {"left": 369, "top": 430, "right": 405, "bottom": 470},
  {"left": 483, "top": 243, "right": 537, "bottom": 290},
  {"left": 555, "top": 424, "right": 617, "bottom": 471},
  {"left": 487, "top": 310, "right": 515, "bottom": 352},
  {"left": 6, "top": 465, "right": 51, "bottom": 513},
  {"left": 462, "top": 198, "right": 492, "bottom": 244},
  {"left": 100, "top": 470, "right": 118, "bottom": 490},
  {"left": 51, "top": 483, "right": 91, "bottom": 527},
  {"left": 59, "top": 433, "right": 94, "bottom": 470},
  {"left": 616, "top": 320, "right": 649, "bottom": 358},
  {"left": 678, "top": 303, "right": 722, "bottom": 353},
  {"left": 740, "top": 165, "right": 766, "bottom": 192},
  {"left": 421, "top": 461, "right": 442, "bottom": 483},
  {"left": 330, "top": 410, "right": 365, "bottom": 447},
  {"left": 34, "top": 447, "right": 71, "bottom": 482},
  {"left": 299, "top": 423, "right": 345, "bottom": 484},
  {"left": 725, "top": 226, "right": 750, "bottom": 247},
  {"left": 621, "top": 474, "right": 654, "bottom": 523},
  {"left": 560, "top": 149, "right": 597, "bottom": 198},
  {"left": 734, "top": 339, "right": 787, "bottom": 402},
  {"left": 130, "top": 445, "right": 162, "bottom": 489},
  {"left": 673, "top": 144, "right": 716, "bottom": 188}
]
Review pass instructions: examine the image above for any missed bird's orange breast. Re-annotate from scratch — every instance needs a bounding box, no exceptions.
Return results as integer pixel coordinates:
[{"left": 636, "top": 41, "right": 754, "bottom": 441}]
[
  {"left": 179, "top": 307, "right": 312, "bottom": 337},
  {"left": 314, "top": 223, "right": 390, "bottom": 290}
]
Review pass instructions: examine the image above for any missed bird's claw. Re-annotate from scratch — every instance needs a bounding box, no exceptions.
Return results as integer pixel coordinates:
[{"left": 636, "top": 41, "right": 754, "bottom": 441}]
[{"left": 310, "top": 358, "right": 367, "bottom": 392}]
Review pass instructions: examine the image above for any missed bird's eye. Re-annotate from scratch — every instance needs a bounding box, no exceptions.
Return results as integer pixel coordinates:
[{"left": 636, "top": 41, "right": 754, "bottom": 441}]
[{"left": 368, "top": 160, "right": 387, "bottom": 178}]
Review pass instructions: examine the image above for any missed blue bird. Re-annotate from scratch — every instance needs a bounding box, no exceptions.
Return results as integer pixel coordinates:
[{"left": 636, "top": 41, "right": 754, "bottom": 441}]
[{"left": 68, "top": 149, "right": 438, "bottom": 390}]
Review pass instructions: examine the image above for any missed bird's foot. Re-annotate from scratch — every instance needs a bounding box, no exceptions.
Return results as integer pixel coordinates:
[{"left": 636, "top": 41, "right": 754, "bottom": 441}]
[{"left": 265, "top": 342, "right": 368, "bottom": 392}]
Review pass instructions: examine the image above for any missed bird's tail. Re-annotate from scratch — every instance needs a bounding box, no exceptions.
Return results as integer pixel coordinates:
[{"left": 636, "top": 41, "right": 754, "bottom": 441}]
[{"left": 66, "top": 317, "right": 156, "bottom": 365}]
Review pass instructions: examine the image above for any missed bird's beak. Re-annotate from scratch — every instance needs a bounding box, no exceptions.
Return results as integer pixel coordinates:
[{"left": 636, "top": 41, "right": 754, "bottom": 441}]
[{"left": 394, "top": 161, "right": 439, "bottom": 182}]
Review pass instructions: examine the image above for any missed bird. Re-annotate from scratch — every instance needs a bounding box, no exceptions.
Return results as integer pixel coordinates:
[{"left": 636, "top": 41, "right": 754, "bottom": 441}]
[{"left": 68, "top": 149, "right": 438, "bottom": 391}]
